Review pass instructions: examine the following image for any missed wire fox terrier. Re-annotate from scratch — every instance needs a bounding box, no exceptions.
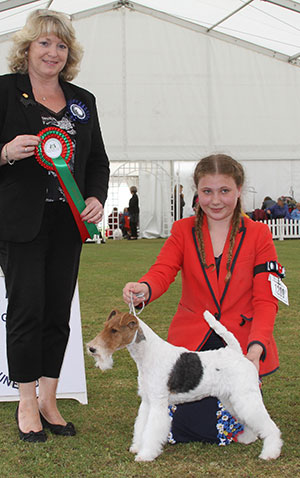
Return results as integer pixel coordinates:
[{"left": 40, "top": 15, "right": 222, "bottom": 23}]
[{"left": 87, "top": 309, "right": 282, "bottom": 462}]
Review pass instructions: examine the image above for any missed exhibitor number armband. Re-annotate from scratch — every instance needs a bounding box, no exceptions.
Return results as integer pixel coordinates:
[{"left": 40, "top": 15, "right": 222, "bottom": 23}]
[
  {"left": 253, "top": 261, "right": 285, "bottom": 279},
  {"left": 253, "top": 260, "right": 288, "bottom": 305}
]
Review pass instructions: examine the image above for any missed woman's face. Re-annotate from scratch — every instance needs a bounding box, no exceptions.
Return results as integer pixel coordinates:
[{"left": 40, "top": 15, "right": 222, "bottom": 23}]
[
  {"left": 27, "top": 33, "right": 68, "bottom": 80},
  {"left": 197, "top": 174, "right": 241, "bottom": 223}
]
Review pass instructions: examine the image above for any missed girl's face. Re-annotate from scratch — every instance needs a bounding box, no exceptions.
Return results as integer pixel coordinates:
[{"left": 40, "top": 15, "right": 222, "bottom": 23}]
[{"left": 197, "top": 174, "right": 241, "bottom": 223}]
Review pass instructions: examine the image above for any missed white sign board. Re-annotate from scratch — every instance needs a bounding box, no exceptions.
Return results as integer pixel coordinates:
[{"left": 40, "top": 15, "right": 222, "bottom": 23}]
[{"left": 0, "top": 270, "right": 88, "bottom": 404}]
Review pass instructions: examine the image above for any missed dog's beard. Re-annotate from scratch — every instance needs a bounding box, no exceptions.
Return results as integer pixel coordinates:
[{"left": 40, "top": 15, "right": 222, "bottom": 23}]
[
  {"left": 87, "top": 341, "right": 114, "bottom": 371},
  {"left": 94, "top": 353, "right": 114, "bottom": 371}
]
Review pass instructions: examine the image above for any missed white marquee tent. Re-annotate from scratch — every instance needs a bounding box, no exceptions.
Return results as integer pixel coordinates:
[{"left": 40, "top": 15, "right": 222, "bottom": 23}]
[{"left": 0, "top": 0, "right": 300, "bottom": 237}]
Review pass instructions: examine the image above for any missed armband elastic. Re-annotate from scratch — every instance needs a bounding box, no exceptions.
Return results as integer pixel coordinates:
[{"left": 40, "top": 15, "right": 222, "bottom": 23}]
[{"left": 253, "top": 261, "right": 285, "bottom": 279}]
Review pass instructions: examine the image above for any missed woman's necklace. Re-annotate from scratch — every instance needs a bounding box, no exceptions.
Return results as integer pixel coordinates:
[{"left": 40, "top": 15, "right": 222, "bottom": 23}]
[{"left": 33, "top": 90, "right": 47, "bottom": 102}]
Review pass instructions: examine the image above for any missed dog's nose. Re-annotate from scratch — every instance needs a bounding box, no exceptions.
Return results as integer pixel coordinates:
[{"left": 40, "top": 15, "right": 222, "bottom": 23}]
[{"left": 89, "top": 347, "right": 96, "bottom": 354}]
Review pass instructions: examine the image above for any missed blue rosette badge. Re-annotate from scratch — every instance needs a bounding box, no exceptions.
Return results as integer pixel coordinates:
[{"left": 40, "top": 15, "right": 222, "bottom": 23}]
[{"left": 67, "top": 99, "right": 90, "bottom": 123}]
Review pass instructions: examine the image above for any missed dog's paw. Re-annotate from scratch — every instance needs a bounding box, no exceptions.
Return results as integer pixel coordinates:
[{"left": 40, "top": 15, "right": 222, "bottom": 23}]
[
  {"left": 259, "top": 438, "right": 283, "bottom": 460},
  {"left": 135, "top": 452, "right": 158, "bottom": 462},
  {"left": 259, "top": 449, "right": 281, "bottom": 460},
  {"left": 135, "top": 455, "right": 154, "bottom": 462},
  {"left": 129, "top": 445, "right": 139, "bottom": 454}
]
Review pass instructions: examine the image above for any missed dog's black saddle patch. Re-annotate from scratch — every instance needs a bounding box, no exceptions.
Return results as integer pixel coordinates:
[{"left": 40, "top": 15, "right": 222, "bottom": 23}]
[{"left": 167, "top": 352, "right": 203, "bottom": 394}]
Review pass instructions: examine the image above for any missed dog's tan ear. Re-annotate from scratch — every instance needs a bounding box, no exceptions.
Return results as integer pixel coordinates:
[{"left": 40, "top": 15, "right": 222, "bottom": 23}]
[
  {"left": 107, "top": 310, "right": 119, "bottom": 321},
  {"left": 120, "top": 312, "right": 138, "bottom": 329},
  {"left": 128, "top": 320, "right": 138, "bottom": 330}
]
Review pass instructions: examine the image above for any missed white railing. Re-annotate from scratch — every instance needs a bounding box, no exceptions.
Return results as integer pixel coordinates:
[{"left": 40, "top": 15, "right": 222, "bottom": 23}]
[{"left": 262, "top": 219, "right": 300, "bottom": 240}]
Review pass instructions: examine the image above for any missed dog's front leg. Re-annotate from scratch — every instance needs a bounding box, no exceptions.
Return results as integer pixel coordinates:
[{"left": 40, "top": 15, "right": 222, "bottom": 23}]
[
  {"left": 135, "top": 399, "right": 171, "bottom": 462},
  {"left": 130, "top": 398, "right": 150, "bottom": 454}
]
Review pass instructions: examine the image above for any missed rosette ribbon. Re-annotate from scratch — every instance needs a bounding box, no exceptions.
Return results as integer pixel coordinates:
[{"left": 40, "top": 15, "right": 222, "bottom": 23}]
[{"left": 35, "top": 127, "right": 99, "bottom": 242}]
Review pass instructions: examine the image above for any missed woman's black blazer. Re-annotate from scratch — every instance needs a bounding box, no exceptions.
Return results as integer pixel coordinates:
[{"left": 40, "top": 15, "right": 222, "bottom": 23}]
[{"left": 0, "top": 73, "right": 109, "bottom": 242}]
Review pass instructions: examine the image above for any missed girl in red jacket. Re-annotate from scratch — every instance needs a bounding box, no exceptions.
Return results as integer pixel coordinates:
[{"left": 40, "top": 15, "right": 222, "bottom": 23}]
[{"left": 123, "top": 154, "right": 280, "bottom": 446}]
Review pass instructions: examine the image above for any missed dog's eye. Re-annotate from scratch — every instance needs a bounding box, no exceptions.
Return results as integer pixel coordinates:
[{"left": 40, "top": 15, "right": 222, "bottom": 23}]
[{"left": 111, "top": 328, "right": 118, "bottom": 334}]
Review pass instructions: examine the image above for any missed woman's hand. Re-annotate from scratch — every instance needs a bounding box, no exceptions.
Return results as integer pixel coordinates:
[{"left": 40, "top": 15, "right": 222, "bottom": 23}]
[
  {"left": 246, "top": 343, "right": 263, "bottom": 373},
  {"left": 80, "top": 197, "right": 104, "bottom": 224},
  {"left": 1, "top": 135, "right": 41, "bottom": 165},
  {"left": 123, "top": 282, "right": 149, "bottom": 306}
]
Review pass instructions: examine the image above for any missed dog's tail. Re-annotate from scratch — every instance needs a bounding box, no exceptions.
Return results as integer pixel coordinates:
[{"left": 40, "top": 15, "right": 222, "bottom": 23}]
[{"left": 203, "top": 310, "right": 242, "bottom": 353}]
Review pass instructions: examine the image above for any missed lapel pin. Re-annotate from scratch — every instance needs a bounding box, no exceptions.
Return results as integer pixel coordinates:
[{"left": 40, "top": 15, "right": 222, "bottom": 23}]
[{"left": 20, "top": 93, "right": 36, "bottom": 107}]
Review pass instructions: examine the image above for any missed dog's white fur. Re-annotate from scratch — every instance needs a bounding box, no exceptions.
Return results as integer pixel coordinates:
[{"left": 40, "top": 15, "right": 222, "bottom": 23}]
[{"left": 87, "top": 310, "right": 282, "bottom": 462}]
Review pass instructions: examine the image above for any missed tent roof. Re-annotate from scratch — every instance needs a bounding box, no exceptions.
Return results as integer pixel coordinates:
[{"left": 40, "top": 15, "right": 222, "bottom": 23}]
[{"left": 0, "top": 0, "right": 299, "bottom": 66}]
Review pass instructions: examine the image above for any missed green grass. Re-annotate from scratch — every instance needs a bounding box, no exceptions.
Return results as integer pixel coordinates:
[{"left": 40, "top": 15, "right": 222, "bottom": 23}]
[{"left": 0, "top": 238, "right": 299, "bottom": 478}]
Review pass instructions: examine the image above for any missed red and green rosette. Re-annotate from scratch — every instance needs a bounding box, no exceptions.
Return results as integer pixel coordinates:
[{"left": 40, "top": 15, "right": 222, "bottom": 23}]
[{"left": 35, "top": 127, "right": 99, "bottom": 242}]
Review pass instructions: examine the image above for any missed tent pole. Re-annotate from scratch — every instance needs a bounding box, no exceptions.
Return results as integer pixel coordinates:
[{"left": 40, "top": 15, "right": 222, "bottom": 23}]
[
  {"left": 262, "top": 0, "right": 300, "bottom": 13},
  {"left": 207, "top": 0, "right": 254, "bottom": 32}
]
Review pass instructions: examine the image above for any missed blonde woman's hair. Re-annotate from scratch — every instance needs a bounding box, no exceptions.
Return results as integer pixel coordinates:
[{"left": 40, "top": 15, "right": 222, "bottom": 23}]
[
  {"left": 193, "top": 154, "right": 245, "bottom": 282},
  {"left": 8, "top": 9, "right": 83, "bottom": 81}
]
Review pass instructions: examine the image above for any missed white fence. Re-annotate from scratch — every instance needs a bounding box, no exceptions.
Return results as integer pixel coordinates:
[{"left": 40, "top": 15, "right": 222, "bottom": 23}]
[
  {"left": 262, "top": 219, "right": 300, "bottom": 240},
  {"left": 91, "top": 217, "right": 300, "bottom": 241}
]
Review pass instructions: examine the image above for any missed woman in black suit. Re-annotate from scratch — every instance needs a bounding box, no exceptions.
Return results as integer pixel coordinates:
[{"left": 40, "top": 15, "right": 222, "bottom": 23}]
[
  {"left": 0, "top": 9, "right": 109, "bottom": 442},
  {"left": 128, "top": 186, "right": 139, "bottom": 240}
]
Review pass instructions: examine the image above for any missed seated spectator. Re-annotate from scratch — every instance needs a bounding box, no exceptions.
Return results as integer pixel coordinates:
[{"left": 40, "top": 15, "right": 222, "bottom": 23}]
[
  {"left": 285, "top": 197, "right": 297, "bottom": 213},
  {"left": 252, "top": 208, "right": 267, "bottom": 221},
  {"left": 261, "top": 196, "right": 276, "bottom": 218},
  {"left": 266, "top": 197, "right": 290, "bottom": 220},
  {"left": 261, "top": 196, "right": 276, "bottom": 210},
  {"left": 290, "top": 202, "right": 300, "bottom": 220}
]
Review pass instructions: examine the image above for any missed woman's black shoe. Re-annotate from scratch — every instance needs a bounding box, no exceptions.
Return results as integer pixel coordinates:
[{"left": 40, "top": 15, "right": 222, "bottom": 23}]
[
  {"left": 40, "top": 413, "right": 76, "bottom": 436},
  {"left": 15, "top": 406, "right": 47, "bottom": 443}
]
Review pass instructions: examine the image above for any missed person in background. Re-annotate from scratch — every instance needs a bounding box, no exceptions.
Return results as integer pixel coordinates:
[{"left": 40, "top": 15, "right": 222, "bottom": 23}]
[
  {"left": 173, "top": 184, "right": 185, "bottom": 220},
  {"left": 290, "top": 202, "right": 300, "bottom": 220},
  {"left": 261, "top": 196, "right": 276, "bottom": 219},
  {"left": 192, "top": 191, "right": 199, "bottom": 213},
  {"left": 120, "top": 207, "right": 131, "bottom": 238},
  {"left": 261, "top": 196, "right": 276, "bottom": 210},
  {"left": 266, "top": 197, "right": 290, "bottom": 219},
  {"left": 123, "top": 154, "right": 280, "bottom": 447},
  {"left": 128, "top": 186, "right": 139, "bottom": 240},
  {"left": 0, "top": 9, "right": 109, "bottom": 442}
]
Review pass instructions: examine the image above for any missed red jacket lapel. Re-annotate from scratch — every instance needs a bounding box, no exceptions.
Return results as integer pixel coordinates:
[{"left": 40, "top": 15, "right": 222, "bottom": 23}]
[{"left": 195, "top": 215, "right": 247, "bottom": 308}]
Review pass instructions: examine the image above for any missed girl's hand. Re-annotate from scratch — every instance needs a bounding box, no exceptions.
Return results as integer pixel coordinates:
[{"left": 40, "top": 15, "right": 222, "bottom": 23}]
[
  {"left": 246, "top": 343, "right": 263, "bottom": 373},
  {"left": 123, "top": 282, "right": 149, "bottom": 306}
]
